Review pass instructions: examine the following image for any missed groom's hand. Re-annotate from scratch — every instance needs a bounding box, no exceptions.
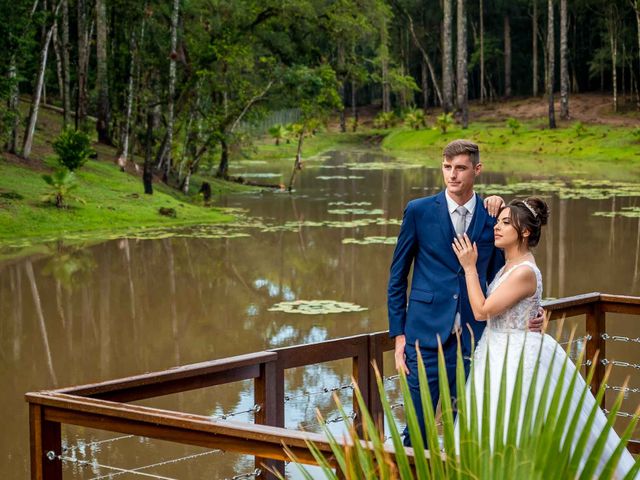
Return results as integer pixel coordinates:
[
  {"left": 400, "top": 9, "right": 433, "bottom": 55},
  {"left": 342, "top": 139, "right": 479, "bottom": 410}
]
[
  {"left": 527, "top": 307, "right": 546, "bottom": 332},
  {"left": 394, "top": 335, "right": 410, "bottom": 375},
  {"left": 484, "top": 195, "right": 505, "bottom": 217}
]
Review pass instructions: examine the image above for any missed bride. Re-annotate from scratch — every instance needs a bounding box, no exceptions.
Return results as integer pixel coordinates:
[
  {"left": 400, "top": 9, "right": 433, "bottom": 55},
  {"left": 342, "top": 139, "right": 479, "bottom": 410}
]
[{"left": 452, "top": 197, "right": 637, "bottom": 478}]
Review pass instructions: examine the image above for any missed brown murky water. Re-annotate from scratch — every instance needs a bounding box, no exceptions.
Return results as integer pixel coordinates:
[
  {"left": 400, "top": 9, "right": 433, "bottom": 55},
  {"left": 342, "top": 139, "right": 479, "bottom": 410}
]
[{"left": 1, "top": 148, "right": 640, "bottom": 478}]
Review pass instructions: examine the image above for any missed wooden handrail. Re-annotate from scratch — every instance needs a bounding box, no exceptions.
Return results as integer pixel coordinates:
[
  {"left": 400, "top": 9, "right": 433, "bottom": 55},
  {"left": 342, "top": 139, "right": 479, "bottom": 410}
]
[
  {"left": 56, "top": 351, "right": 278, "bottom": 401},
  {"left": 26, "top": 293, "right": 640, "bottom": 479}
]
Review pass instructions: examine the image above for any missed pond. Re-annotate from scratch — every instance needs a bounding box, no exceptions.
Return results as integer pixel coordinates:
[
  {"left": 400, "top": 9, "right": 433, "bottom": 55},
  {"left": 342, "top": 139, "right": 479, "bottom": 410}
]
[{"left": 2, "top": 147, "right": 640, "bottom": 478}]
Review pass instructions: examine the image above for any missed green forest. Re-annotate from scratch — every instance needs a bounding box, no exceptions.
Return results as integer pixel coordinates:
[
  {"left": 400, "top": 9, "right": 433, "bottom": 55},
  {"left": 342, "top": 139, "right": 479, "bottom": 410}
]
[{"left": 1, "top": 0, "right": 639, "bottom": 240}]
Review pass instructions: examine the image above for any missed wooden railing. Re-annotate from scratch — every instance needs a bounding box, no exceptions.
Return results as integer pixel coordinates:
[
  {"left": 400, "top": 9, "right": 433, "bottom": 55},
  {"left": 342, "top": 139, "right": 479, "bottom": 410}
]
[{"left": 26, "top": 292, "right": 640, "bottom": 479}]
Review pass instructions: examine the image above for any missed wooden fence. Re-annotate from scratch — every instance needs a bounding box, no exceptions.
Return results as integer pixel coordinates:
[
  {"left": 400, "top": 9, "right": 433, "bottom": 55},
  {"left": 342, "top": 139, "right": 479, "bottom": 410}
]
[{"left": 26, "top": 292, "right": 640, "bottom": 479}]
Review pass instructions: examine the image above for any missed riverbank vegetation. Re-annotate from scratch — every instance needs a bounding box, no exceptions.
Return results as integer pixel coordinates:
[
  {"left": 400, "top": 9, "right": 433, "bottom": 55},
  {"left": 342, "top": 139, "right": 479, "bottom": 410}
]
[
  {"left": 380, "top": 114, "right": 640, "bottom": 178},
  {"left": 1, "top": 0, "right": 639, "bottom": 244}
]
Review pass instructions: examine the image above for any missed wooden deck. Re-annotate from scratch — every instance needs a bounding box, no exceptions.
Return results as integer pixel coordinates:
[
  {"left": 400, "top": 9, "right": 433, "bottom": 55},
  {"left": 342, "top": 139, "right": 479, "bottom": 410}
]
[{"left": 26, "top": 292, "right": 640, "bottom": 479}]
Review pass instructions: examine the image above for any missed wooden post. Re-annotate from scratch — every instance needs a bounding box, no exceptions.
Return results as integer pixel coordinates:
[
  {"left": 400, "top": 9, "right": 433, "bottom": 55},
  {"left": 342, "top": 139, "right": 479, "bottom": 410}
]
[
  {"left": 368, "top": 334, "right": 386, "bottom": 430},
  {"left": 254, "top": 360, "right": 282, "bottom": 479},
  {"left": 29, "top": 404, "right": 62, "bottom": 480},
  {"left": 352, "top": 338, "right": 370, "bottom": 436},
  {"left": 585, "top": 302, "right": 606, "bottom": 404}
]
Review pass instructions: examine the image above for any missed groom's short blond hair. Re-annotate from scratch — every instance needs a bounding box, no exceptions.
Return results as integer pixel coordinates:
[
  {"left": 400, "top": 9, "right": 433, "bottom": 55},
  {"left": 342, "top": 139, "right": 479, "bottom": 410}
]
[{"left": 443, "top": 139, "right": 480, "bottom": 166}]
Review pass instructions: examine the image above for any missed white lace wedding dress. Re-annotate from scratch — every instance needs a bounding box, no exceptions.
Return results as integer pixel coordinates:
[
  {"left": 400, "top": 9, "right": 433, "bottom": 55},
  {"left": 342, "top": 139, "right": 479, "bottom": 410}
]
[{"left": 460, "top": 261, "right": 637, "bottom": 478}]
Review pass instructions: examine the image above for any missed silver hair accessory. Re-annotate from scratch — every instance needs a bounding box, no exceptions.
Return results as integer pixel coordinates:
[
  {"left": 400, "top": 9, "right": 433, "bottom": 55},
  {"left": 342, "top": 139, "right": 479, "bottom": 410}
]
[{"left": 523, "top": 200, "right": 538, "bottom": 218}]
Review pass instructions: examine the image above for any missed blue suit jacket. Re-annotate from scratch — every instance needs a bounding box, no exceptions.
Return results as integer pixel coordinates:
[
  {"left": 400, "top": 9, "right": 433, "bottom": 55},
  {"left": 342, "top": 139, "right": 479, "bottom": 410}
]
[{"left": 387, "top": 191, "right": 505, "bottom": 350}]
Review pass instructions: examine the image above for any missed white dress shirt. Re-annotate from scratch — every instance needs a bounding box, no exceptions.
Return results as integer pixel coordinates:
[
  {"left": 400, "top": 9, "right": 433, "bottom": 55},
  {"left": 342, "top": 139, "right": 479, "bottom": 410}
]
[{"left": 445, "top": 190, "right": 476, "bottom": 233}]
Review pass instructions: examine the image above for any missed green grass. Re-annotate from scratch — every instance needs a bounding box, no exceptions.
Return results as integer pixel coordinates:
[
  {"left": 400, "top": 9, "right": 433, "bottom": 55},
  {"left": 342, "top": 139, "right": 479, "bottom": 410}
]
[
  {"left": 0, "top": 101, "right": 261, "bottom": 250},
  {"left": 381, "top": 120, "right": 640, "bottom": 179},
  {"left": 0, "top": 157, "right": 238, "bottom": 245}
]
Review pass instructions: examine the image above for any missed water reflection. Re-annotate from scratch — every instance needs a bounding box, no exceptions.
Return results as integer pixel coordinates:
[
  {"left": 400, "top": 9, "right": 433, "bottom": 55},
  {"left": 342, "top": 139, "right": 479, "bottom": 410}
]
[{"left": 1, "top": 148, "right": 640, "bottom": 478}]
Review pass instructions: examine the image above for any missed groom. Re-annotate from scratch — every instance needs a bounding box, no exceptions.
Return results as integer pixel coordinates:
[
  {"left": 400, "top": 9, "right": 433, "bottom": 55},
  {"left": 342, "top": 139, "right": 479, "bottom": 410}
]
[{"left": 387, "top": 139, "right": 541, "bottom": 447}]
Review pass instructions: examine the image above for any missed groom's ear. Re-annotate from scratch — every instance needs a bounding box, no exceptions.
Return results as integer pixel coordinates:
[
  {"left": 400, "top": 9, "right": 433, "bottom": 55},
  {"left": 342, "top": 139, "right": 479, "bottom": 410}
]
[{"left": 474, "top": 162, "right": 483, "bottom": 175}]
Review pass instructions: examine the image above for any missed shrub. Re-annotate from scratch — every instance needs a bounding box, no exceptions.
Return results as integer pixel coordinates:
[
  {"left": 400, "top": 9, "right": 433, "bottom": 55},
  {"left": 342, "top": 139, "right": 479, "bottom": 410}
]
[
  {"left": 41, "top": 168, "right": 84, "bottom": 208},
  {"left": 404, "top": 109, "right": 426, "bottom": 130},
  {"left": 373, "top": 111, "right": 397, "bottom": 129},
  {"left": 268, "top": 124, "right": 288, "bottom": 146},
  {"left": 631, "top": 128, "right": 640, "bottom": 143},
  {"left": 507, "top": 117, "right": 521, "bottom": 134},
  {"left": 52, "top": 128, "right": 94, "bottom": 171},
  {"left": 435, "top": 112, "right": 454, "bottom": 134},
  {"left": 346, "top": 117, "right": 359, "bottom": 133}
]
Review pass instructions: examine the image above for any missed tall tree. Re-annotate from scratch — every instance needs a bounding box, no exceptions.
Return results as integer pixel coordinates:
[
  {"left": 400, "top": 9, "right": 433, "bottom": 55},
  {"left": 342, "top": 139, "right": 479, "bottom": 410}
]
[
  {"left": 635, "top": 0, "right": 640, "bottom": 110},
  {"left": 60, "top": 0, "right": 71, "bottom": 126},
  {"left": 394, "top": 0, "right": 443, "bottom": 106},
  {"left": 380, "top": 15, "right": 391, "bottom": 113},
  {"left": 532, "top": 0, "right": 539, "bottom": 96},
  {"left": 457, "top": 0, "right": 469, "bottom": 127},
  {"left": 163, "top": 0, "right": 181, "bottom": 181},
  {"left": 560, "top": 0, "right": 569, "bottom": 119},
  {"left": 23, "top": 2, "right": 62, "bottom": 158},
  {"left": 480, "top": 0, "right": 486, "bottom": 102},
  {"left": 504, "top": 13, "right": 512, "bottom": 97},
  {"left": 607, "top": 4, "right": 619, "bottom": 112},
  {"left": 442, "top": 0, "right": 454, "bottom": 112},
  {"left": 547, "top": 0, "right": 556, "bottom": 128},
  {"left": 76, "top": 0, "right": 90, "bottom": 129},
  {"left": 95, "top": 0, "right": 111, "bottom": 143}
]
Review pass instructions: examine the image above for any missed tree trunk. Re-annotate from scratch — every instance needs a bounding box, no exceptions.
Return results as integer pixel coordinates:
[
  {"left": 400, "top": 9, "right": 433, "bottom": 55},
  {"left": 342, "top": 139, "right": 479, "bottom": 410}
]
[
  {"left": 61, "top": 0, "right": 71, "bottom": 126},
  {"left": 480, "top": 0, "right": 486, "bottom": 103},
  {"left": 143, "top": 104, "right": 158, "bottom": 195},
  {"left": 559, "top": 0, "right": 569, "bottom": 119},
  {"left": 7, "top": 57, "right": 19, "bottom": 153},
  {"left": 338, "top": 45, "right": 346, "bottom": 132},
  {"left": 119, "top": 32, "right": 137, "bottom": 170},
  {"left": 52, "top": 22, "right": 64, "bottom": 104},
  {"left": 456, "top": 0, "right": 468, "bottom": 128},
  {"left": 216, "top": 137, "right": 229, "bottom": 178},
  {"left": 164, "top": 0, "right": 181, "bottom": 181},
  {"left": 532, "top": 0, "right": 539, "bottom": 96},
  {"left": 76, "top": 0, "right": 89, "bottom": 129},
  {"left": 442, "top": 0, "right": 454, "bottom": 112},
  {"left": 610, "top": 21, "right": 618, "bottom": 113},
  {"left": 547, "top": 0, "right": 556, "bottom": 128},
  {"left": 504, "top": 14, "right": 512, "bottom": 98},
  {"left": 23, "top": 4, "right": 60, "bottom": 159},
  {"left": 622, "top": 43, "right": 626, "bottom": 101},
  {"left": 351, "top": 79, "right": 358, "bottom": 130},
  {"left": 402, "top": 4, "right": 443, "bottom": 105},
  {"left": 421, "top": 59, "right": 429, "bottom": 113},
  {"left": 95, "top": 0, "right": 111, "bottom": 143},
  {"left": 287, "top": 129, "right": 305, "bottom": 192},
  {"left": 380, "top": 17, "right": 391, "bottom": 113},
  {"left": 636, "top": 0, "right": 640, "bottom": 110}
]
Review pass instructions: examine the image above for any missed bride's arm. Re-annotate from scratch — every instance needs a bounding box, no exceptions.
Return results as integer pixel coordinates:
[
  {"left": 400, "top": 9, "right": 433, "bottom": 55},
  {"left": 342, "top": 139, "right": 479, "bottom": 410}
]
[{"left": 453, "top": 234, "right": 536, "bottom": 320}]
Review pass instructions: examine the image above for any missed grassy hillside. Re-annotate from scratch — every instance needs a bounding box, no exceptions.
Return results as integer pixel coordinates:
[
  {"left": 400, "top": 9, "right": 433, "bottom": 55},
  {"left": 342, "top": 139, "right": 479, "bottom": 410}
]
[
  {"left": 381, "top": 120, "right": 640, "bottom": 178},
  {"left": 0, "top": 157, "right": 241, "bottom": 244}
]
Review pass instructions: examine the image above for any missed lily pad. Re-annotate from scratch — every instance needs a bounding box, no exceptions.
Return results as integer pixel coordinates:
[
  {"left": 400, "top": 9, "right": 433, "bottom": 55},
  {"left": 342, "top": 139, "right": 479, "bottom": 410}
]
[
  {"left": 328, "top": 201, "right": 372, "bottom": 207},
  {"left": 328, "top": 208, "right": 385, "bottom": 215},
  {"left": 268, "top": 300, "right": 368, "bottom": 315},
  {"left": 475, "top": 179, "right": 640, "bottom": 200},
  {"left": 344, "top": 162, "right": 422, "bottom": 171},
  {"left": 316, "top": 175, "right": 365, "bottom": 180},
  {"left": 342, "top": 236, "right": 397, "bottom": 245},
  {"left": 593, "top": 206, "right": 640, "bottom": 218}
]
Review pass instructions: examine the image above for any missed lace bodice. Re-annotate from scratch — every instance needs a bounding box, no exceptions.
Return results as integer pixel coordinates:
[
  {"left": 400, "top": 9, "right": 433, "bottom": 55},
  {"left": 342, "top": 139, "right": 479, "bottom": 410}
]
[{"left": 486, "top": 261, "right": 542, "bottom": 331}]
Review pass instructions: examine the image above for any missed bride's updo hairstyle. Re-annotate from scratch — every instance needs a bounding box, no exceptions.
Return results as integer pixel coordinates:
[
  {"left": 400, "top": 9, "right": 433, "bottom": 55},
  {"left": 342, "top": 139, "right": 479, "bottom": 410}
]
[{"left": 503, "top": 197, "right": 550, "bottom": 247}]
